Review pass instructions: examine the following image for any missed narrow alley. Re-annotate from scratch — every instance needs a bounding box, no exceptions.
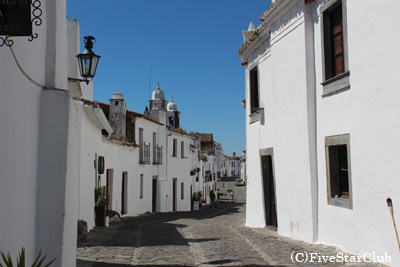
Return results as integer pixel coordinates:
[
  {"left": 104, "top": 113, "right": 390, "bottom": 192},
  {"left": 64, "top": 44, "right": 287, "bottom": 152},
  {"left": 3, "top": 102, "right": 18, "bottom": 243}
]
[{"left": 77, "top": 184, "right": 383, "bottom": 267}]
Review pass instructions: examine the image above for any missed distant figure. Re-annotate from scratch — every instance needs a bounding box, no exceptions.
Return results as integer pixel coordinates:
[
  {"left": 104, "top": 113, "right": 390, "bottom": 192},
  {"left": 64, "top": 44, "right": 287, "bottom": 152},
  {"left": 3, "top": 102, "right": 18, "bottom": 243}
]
[
  {"left": 210, "top": 190, "right": 216, "bottom": 208},
  {"left": 230, "top": 191, "right": 234, "bottom": 201}
]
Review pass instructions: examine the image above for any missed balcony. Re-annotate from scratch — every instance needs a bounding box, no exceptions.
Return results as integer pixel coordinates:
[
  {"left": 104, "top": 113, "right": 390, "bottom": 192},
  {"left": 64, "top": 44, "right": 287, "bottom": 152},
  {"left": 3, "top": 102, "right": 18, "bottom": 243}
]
[
  {"left": 153, "top": 145, "right": 163, "bottom": 165},
  {"left": 204, "top": 171, "right": 212, "bottom": 183},
  {"left": 139, "top": 144, "right": 151, "bottom": 164}
]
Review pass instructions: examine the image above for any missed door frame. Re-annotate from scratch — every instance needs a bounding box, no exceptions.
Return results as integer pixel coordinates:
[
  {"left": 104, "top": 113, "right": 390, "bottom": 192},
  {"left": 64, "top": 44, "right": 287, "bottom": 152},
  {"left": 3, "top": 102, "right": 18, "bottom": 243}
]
[
  {"left": 152, "top": 176, "right": 158, "bottom": 212},
  {"left": 260, "top": 148, "right": 278, "bottom": 228},
  {"left": 172, "top": 178, "right": 177, "bottom": 211}
]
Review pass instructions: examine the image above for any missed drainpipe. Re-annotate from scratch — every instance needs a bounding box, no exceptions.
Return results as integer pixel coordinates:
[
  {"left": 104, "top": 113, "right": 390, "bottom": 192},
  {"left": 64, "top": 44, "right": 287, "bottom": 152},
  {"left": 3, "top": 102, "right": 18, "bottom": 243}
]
[
  {"left": 166, "top": 133, "right": 172, "bottom": 212},
  {"left": 305, "top": 3, "right": 318, "bottom": 242}
]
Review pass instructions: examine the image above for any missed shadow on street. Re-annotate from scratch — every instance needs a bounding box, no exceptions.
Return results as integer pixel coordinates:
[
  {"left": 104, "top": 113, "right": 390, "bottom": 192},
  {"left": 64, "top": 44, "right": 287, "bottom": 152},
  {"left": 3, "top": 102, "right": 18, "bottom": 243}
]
[
  {"left": 78, "top": 201, "right": 244, "bottom": 249},
  {"left": 77, "top": 259, "right": 285, "bottom": 267}
]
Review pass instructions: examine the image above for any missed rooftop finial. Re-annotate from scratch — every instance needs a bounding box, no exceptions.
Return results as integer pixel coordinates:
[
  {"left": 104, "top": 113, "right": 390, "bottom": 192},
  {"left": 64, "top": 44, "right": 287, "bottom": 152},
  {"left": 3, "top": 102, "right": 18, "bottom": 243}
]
[
  {"left": 157, "top": 82, "right": 160, "bottom": 89},
  {"left": 248, "top": 21, "right": 255, "bottom": 31},
  {"left": 170, "top": 96, "right": 174, "bottom": 102}
]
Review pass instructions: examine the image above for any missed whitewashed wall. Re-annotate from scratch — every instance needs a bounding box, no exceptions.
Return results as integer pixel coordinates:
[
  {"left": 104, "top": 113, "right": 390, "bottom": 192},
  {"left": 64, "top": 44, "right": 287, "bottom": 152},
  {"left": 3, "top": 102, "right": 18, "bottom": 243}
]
[
  {"left": 0, "top": 1, "right": 80, "bottom": 266},
  {"left": 242, "top": 0, "right": 400, "bottom": 265},
  {"left": 135, "top": 117, "right": 166, "bottom": 214},
  {"left": 164, "top": 131, "right": 192, "bottom": 211},
  {"left": 314, "top": 0, "right": 400, "bottom": 265},
  {"left": 78, "top": 102, "right": 171, "bottom": 230}
]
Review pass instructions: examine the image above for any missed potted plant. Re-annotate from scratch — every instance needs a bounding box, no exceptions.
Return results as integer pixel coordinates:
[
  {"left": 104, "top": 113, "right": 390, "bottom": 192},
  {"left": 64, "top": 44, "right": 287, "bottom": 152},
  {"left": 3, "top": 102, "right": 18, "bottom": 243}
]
[
  {"left": 1, "top": 247, "right": 55, "bottom": 267},
  {"left": 95, "top": 186, "right": 110, "bottom": 226},
  {"left": 192, "top": 191, "right": 203, "bottom": 210}
]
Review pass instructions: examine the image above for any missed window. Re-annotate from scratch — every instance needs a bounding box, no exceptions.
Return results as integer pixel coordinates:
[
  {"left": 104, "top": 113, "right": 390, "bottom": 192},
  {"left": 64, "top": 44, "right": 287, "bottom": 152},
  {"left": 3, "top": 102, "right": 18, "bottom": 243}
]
[
  {"left": 250, "top": 66, "right": 259, "bottom": 112},
  {"left": 249, "top": 65, "right": 263, "bottom": 123},
  {"left": 172, "top": 138, "right": 177, "bottom": 157},
  {"left": 181, "top": 182, "right": 184, "bottom": 199},
  {"left": 140, "top": 174, "right": 144, "bottom": 199},
  {"left": 181, "top": 141, "right": 184, "bottom": 158},
  {"left": 139, "top": 128, "right": 150, "bottom": 164},
  {"left": 321, "top": 0, "right": 350, "bottom": 96},
  {"left": 153, "top": 132, "right": 157, "bottom": 163},
  {"left": 121, "top": 172, "right": 128, "bottom": 215},
  {"left": 325, "top": 134, "right": 352, "bottom": 209}
]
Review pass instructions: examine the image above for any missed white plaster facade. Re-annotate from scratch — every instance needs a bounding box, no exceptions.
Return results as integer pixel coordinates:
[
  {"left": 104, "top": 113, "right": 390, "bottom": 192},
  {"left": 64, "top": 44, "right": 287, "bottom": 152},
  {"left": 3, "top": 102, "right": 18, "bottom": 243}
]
[
  {"left": 239, "top": 0, "right": 400, "bottom": 265},
  {"left": 221, "top": 154, "right": 241, "bottom": 178},
  {"left": 76, "top": 89, "right": 195, "bottom": 231},
  {"left": 0, "top": 1, "right": 80, "bottom": 266},
  {"left": 0, "top": 2, "right": 238, "bottom": 266}
]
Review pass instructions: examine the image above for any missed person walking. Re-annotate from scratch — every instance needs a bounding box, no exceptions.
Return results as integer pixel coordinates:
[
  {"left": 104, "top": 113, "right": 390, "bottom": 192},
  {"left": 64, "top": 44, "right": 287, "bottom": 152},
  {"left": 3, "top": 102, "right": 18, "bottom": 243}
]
[{"left": 210, "top": 190, "right": 216, "bottom": 208}]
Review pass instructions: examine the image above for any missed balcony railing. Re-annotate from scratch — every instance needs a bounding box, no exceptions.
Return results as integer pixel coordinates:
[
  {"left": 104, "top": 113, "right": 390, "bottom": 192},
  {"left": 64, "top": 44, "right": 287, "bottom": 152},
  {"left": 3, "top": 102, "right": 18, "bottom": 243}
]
[
  {"left": 204, "top": 170, "right": 212, "bottom": 183},
  {"left": 153, "top": 145, "right": 163, "bottom": 165},
  {"left": 139, "top": 144, "right": 151, "bottom": 164}
]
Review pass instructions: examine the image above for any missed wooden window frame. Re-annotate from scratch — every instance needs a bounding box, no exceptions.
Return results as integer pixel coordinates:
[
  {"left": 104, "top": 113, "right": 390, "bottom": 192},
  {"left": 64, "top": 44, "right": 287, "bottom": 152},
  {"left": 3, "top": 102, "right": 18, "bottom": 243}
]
[
  {"left": 140, "top": 174, "right": 144, "bottom": 199},
  {"left": 249, "top": 65, "right": 264, "bottom": 124},
  {"left": 172, "top": 138, "right": 177, "bottom": 157},
  {"left": 250, "top": 66, "right": 259, "bottom": 111},
  {"left": 325, "top": 134, "right": 352, "bottom": 209},
  {"left": 321, "top": 0, "right": 350, "bottom": 96},
  {"left": 181, "top": 141, "right": 185, "bottom": 158}
]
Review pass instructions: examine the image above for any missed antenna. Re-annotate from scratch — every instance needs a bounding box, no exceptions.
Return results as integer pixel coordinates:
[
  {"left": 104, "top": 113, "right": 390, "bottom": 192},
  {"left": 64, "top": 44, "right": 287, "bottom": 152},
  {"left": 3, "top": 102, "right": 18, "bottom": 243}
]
[{"left": 148, "top": 69, "right": 152, "bottom": 100}]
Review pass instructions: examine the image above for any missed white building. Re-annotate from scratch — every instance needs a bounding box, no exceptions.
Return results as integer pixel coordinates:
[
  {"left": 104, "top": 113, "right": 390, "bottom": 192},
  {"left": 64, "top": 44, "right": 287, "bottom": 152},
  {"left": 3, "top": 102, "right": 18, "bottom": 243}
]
[
  {"left": 0, "top": 2, "right": 80, "bottom": 265},
  {"left": 221, "top": 153, "right": 241, "bottom": 178},
  {"left": 77, "top": 83, "right": 197, "bottom": 231},
  {"left": 240, "top": 152, "right": 247, "bottom": 183},
  {"left": 239, "top": 0, "right": 400, "bottom": 265}
]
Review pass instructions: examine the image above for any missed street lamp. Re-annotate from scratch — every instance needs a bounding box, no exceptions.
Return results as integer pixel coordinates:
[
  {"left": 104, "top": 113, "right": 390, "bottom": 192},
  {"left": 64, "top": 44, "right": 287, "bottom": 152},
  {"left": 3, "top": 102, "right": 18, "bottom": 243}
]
[{"left": 76, "top": 36, "right": 101, "bottom": 84}]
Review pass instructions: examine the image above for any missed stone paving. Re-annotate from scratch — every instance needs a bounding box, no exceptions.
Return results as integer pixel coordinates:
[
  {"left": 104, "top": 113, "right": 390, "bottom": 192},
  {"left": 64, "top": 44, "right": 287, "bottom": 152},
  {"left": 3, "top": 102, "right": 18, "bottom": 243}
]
[{"left": 77, "top": 199, "right": 387, "bottom": 267}]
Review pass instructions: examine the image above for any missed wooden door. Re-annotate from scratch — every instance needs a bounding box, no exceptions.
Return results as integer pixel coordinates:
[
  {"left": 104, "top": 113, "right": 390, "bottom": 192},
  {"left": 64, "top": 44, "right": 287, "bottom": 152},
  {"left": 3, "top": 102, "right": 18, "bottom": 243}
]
[
  {"left": 172, "top": 179, "right": 177, "bottom": 211},
  {"left": 121, "top": 172, "right": 128, "bottom": 215},
  {"left": 261, "top": 155, "right": 277, "bottom": 228},
  {"left": 152, "top": 176, "right": 157, "bottom": 212},
  {"left": 106, "top": 169, "right": 114, "bottom": 211}
]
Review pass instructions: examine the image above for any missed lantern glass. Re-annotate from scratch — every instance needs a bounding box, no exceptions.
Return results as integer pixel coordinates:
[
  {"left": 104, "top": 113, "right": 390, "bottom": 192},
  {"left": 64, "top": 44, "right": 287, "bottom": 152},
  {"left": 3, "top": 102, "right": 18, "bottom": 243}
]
[{"left": 76, "top": 50, "right": 100, "bottom": 79}]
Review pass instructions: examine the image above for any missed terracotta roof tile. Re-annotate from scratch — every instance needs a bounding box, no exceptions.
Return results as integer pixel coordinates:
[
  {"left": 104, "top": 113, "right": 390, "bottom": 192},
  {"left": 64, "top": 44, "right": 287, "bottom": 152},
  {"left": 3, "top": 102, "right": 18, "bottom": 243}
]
[{"left": 200, "top": 133, "right": 213, "bottom": 142}]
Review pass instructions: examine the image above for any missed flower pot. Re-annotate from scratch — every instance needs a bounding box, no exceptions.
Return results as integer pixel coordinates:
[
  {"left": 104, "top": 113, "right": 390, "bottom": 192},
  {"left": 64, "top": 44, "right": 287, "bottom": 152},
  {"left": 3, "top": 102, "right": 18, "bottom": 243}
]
[{"left": 95, "top": 205, "right": 106, "bottom": 226}]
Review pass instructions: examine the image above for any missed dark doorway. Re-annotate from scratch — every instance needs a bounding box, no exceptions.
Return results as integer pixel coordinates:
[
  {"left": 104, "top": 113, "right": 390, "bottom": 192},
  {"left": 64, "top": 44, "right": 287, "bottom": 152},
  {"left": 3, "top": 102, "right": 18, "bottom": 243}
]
[
  {"left": 121, "top": 172, "right": 128, "bottom": 215},
  {"left": 152, "top": 176, "right": 157, "bottom": 212},
  {"left": 190, "top": 185, "right": 193, "bottom": 210},
  {"left": 173, "top": 179, "right": 177, "bottom": 211},
  {"left": 261, "top": 155, "right": 277, "bottom": 228},
  {"left": 106, "top": 169, "right": 114, "bottom": 211}
]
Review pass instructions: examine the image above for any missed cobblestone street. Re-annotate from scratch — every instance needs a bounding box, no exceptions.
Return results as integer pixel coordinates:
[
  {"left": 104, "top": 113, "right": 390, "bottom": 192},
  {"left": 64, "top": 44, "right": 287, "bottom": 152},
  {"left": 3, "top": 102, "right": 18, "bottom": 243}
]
[{"left": 77, "top": 191, "right": 385, "bottom": 267}]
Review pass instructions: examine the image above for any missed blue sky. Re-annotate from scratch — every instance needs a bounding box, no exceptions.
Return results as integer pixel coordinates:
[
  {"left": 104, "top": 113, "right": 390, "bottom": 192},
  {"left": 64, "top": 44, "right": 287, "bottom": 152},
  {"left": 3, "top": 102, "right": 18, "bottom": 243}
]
[{"left": 67, "top": 0, "right": 271, "bottom": 156}]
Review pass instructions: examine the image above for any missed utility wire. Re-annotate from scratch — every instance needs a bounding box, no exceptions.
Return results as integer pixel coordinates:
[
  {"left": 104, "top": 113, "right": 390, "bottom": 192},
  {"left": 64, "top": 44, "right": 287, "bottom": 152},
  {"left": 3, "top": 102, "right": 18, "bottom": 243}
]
[{"left": 9, "top": 46, "right": 46, "bottom": 89}]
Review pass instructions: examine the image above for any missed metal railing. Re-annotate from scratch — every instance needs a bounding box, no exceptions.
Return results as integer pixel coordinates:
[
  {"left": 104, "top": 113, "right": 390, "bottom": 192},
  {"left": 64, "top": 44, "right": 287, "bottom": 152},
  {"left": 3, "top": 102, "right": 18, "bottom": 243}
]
[
  {"left": 139, "top": 144, "right": 151, "bottom": 164},
  {"left": 153, "top": 145, "right": 163, "bottom": 164}
]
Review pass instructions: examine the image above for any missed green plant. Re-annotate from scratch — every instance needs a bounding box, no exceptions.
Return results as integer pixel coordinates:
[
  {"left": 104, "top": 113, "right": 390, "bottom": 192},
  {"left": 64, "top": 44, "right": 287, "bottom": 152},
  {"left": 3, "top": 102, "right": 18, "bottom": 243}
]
[
  {"left": 192, "top": 191, "right": 203, "bottom": 202},
  {"left": 200, "top": 155, "right": 207, "bottom": 162},
  {"left": 95, "top": 186, "right": 110, "bottom": 206},
  {"left": 0, "top": 247, "right": 55, "bottom": 267}
]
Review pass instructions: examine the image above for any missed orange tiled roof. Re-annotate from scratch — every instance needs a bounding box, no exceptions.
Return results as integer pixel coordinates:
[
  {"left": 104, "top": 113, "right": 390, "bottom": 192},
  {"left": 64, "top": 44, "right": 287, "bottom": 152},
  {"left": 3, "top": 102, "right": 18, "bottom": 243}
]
[{"left": 200, "top": 133, "right": 213, "bottom": 142}]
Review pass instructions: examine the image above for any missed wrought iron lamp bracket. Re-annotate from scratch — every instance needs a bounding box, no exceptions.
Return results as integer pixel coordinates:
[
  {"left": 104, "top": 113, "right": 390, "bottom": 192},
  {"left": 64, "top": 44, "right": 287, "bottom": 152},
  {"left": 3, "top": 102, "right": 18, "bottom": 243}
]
[{"left": 0, "top": 0, "right": 43, "bottom": 47}]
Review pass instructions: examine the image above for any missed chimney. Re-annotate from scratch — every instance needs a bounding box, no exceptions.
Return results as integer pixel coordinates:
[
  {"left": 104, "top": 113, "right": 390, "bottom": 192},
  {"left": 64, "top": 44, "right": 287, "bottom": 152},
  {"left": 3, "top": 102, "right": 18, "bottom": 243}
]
[
  {"left": 109, "top": 92, "right": 127, "bottom": 139},
  {"left": 233, "top": 152, "right": 236, "bottom": 159}
]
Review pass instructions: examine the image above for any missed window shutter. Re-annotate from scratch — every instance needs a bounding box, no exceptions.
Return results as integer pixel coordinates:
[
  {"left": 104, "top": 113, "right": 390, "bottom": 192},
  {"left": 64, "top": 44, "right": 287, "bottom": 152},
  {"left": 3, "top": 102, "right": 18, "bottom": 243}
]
[{"left": 331, "top": 6, "right": 344, "bottom": 76}]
